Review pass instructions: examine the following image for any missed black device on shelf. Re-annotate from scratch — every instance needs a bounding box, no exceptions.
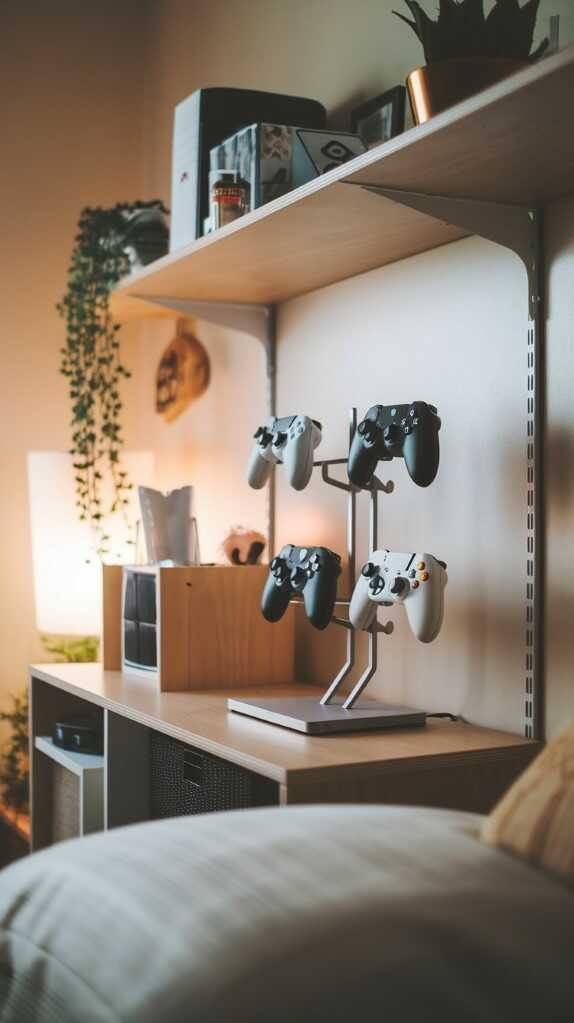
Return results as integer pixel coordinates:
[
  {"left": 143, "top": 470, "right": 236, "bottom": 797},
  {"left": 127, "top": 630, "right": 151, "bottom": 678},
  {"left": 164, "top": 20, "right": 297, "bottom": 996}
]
[
  {"left": 53, "top": 714, "right": 103, "bottom": 756},
  {"left": 149, "top": 731, "right": 277, "bottom": 817},
  {"left": 348, "top": 402, "right": 441, "bottom": 488},
  {"left": 123, "top": 570, "right": 158, "bottom": 671},
  {"left": 170, "top": 87, "right": 327, "bottom": 246}
]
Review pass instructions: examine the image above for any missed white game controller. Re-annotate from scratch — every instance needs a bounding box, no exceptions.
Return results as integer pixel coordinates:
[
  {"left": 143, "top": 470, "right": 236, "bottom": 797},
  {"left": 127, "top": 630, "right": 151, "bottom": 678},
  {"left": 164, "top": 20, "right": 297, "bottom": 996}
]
[
  {"left": 246, "top": 415, "right": 322, "bottom": 491},
  {"left": 349, "top": 550, "right": 447, "bottom": 643}
]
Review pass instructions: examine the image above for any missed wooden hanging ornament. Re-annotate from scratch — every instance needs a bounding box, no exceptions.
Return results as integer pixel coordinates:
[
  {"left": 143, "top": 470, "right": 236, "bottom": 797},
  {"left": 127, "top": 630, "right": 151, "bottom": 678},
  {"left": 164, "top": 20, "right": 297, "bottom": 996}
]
[{"left": 156, "top": 318, "right": 210, "bottom": 422}]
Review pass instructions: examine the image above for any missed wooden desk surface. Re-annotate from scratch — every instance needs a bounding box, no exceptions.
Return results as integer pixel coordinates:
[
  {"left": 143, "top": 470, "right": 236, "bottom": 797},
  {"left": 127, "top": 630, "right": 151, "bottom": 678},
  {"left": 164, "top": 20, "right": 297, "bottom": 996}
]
[{"left": 30, "top": 664, "right": 540, "bottom": 786}]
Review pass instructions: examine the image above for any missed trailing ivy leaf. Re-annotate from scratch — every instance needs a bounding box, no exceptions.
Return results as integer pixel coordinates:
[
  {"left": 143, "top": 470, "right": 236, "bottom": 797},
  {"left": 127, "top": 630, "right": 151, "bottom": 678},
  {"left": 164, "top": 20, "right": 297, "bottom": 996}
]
[{"left": 57, "top": 199, "right": 168, "bottom": 558}]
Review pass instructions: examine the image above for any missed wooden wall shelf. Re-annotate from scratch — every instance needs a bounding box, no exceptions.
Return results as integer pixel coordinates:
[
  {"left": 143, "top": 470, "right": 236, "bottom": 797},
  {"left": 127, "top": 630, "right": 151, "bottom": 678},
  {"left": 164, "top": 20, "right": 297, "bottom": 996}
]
[{"left": 111, "top": 46, "right": 574, "bottom": 320}]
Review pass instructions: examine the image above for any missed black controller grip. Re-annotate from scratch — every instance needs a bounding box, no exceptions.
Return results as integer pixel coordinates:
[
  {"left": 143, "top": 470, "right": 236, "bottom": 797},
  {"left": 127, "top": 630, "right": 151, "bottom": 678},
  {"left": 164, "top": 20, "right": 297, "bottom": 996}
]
[
  {"left": 303, "top": 567, "right": 338, "bottom": 630},
  {"left": 347, "top": 431, "right": 380, "bottom": 488},
  {"left": 403, "top": 422, "right": 440, "bottom": 487},
  {"left": 261, "top": 570, "right": 291, "bottom": 622}
]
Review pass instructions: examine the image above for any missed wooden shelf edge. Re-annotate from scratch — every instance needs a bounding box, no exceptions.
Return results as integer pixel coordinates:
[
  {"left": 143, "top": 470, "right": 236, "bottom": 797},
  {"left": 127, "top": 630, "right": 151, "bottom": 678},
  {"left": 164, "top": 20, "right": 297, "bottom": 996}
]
[{"left": 109, "top": 45, "right": 574, "bottom": 317}]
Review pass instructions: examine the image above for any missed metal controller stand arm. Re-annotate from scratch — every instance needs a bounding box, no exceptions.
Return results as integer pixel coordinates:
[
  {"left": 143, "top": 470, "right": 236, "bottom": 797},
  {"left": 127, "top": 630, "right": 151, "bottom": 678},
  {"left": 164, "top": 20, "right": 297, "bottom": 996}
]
[{"left": 304, "top": 408, "right": 395, "bottom": 709}]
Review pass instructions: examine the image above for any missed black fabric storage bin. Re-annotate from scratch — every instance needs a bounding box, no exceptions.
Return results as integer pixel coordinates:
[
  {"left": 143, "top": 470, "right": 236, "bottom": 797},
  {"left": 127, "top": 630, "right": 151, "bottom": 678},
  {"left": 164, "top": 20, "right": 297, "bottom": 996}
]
[{"left": 149, "top": 730, "right": 278, "bottom": 818}]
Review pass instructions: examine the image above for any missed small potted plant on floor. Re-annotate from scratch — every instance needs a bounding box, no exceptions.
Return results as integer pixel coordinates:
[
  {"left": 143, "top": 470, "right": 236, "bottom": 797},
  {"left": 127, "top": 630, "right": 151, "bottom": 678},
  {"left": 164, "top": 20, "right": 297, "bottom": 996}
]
[{"left": 394, "top": 0, "right": 549, "bottom": 124}]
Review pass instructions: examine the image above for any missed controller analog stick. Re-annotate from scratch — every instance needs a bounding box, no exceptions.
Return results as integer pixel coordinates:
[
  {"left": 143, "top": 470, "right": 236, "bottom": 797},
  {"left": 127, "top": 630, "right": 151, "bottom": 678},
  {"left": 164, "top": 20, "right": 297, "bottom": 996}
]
[
  {"left": 358, "top": 421, "right": 376, "bottom": 442},
  {"left": 383, "top": 424, "right": 401, "bottom": 444},
  {"left": 362, "top": 562, "right": 377, "bottom": 577},
  {"left": 290, "top": 566, "right": 307, "bottom": 588},
  {"left": 272, "top": 430, "right": 287, "bottom": 446},
  {"left": 390, "top": 576, "right": 407, "bottom": 596}
]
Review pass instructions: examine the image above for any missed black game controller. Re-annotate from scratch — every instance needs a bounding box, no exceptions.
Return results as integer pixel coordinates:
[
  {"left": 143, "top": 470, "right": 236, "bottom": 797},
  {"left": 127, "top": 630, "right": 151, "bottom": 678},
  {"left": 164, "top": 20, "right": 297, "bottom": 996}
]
[
  {"left": 261, "top": 545, "right": 341, "bottom": 631},
  {"left": 348, "top": 402, "right": 441, "bottom": 488}
]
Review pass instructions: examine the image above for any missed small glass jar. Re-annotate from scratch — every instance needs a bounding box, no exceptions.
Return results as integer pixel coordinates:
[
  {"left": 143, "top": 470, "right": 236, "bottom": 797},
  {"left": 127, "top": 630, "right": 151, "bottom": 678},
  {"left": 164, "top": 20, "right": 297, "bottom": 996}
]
[{"left": 209, "top": 170, "right": 249, "bottom": 230}]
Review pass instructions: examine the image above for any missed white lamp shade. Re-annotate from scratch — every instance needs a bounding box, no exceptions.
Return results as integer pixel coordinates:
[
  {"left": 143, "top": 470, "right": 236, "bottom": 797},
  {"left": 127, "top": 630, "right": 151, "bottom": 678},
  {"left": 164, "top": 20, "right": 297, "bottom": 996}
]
[{"left": 27, "top": 451, "right": 154, "bottom": 635}]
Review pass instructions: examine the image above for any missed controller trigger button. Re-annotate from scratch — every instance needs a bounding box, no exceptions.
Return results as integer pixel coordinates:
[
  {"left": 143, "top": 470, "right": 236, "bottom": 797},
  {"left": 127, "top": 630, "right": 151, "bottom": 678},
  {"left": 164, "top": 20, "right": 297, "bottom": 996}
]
[
  {"left": 299, "top": 548, "right": 308, "bottom": 561},
  {"left": 438, "top": 560, "right": 447, "bottom": 569}
]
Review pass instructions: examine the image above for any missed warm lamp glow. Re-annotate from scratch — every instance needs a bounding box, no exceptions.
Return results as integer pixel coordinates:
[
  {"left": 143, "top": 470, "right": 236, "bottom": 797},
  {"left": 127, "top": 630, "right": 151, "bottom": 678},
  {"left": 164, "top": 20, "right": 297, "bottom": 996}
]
[{"left": 27, "top": 451, "right": 154, "bottom": 636}]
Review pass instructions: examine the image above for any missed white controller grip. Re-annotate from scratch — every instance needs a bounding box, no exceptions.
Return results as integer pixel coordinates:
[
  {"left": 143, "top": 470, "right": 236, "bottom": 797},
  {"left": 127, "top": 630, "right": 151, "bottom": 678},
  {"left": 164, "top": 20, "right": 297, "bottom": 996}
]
[
  {"left": 283, "top": 417, "right": 322, "bottom": 491},
  {"left": 349, "top": 575, "right": 379, "bottom": 631},
  {"left": 246, "top": 446, "right": 273, "bottom": 489}
]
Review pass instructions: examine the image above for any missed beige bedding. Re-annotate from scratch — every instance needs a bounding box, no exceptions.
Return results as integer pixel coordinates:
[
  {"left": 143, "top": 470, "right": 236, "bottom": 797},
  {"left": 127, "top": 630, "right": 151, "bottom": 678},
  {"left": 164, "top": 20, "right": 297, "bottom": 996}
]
[{"left": 1, "top": 804, "right": 573, "bottom": 1021}]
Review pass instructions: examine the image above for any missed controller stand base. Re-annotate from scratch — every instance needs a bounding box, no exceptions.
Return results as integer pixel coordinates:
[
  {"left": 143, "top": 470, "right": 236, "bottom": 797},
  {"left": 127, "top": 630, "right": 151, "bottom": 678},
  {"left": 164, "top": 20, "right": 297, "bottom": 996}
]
[{"left": 228, "top": 695, "right": 426, "bottom": 735}]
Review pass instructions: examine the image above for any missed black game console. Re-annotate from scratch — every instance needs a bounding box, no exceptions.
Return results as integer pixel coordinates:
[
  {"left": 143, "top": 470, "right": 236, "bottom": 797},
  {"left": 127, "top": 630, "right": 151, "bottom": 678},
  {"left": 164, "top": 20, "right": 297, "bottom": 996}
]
[
  {"left": 171, "top": 87, "right": 326, "bottom": 245},
  {"left": 53, "top": 714, "right": 103, "bottom": 755}
]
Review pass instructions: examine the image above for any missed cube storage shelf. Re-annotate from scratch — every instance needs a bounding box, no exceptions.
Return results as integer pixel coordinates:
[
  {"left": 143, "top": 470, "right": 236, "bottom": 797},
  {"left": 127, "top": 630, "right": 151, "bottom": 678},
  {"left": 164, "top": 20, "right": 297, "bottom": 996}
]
[{"left": 30, "top": 663, "right": 541, "bottom": 852}]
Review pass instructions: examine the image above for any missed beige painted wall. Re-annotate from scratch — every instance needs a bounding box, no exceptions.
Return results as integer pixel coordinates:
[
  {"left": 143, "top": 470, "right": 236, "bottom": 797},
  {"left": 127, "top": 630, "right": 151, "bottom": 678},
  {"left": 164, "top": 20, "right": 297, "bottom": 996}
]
[
  {"left": 2, "top": 3, "right": 571, "bottom": 739},
  {"left": 141, "top": 0, "right": 574, "bottom": 736},
  {"left": 0, "top": 2, "right": 146, "bottom": 717}
]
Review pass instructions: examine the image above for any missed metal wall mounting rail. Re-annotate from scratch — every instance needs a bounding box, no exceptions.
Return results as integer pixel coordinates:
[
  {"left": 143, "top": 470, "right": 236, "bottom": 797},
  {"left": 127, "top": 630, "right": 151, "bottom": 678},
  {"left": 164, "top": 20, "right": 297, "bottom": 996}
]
[{"left": 347, "top": 183, "right": 545, "bottom": 740}]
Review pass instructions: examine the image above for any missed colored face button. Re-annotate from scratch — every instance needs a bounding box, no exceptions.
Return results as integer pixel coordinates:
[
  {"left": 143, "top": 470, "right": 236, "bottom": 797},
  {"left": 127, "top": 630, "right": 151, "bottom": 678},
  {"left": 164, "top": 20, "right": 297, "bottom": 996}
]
[
  {"left": 416, "top": 561, "right": 425, "bottom": 570},
  {"left": 419, "top": 571, "right": 430, "bottom": 582},
  {"left": 411, "top": 580, "right": 420, "bottom": 589}
]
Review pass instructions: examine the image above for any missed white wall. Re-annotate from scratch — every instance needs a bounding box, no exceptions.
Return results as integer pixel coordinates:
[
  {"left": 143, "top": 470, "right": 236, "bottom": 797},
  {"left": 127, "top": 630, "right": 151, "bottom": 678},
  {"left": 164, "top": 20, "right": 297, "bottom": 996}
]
[
  {"left": 0, "top": 2, "right": 145, "bottom": 719},
  {"left": 140, "top": 0, "right": 574, "bottom": 736}
]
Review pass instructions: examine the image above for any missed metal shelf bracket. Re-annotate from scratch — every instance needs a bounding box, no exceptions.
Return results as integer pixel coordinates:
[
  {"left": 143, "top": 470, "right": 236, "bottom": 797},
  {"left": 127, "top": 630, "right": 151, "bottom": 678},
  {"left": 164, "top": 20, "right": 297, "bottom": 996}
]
[{"left": 351, "top": 185, "right": 544, "bottom": 740}]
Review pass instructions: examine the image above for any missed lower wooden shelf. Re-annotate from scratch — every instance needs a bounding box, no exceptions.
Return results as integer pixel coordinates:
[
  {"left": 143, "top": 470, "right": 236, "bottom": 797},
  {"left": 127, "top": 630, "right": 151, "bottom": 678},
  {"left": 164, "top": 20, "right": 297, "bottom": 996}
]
[{"left": 29, "top": 663, "right": 542, "bottom": 851}]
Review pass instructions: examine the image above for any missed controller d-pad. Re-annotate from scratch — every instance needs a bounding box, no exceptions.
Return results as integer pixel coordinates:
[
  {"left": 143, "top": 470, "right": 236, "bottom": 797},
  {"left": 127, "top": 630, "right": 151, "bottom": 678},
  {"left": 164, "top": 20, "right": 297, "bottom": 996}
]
[
  {"left": 255, "top": 426, "right": 272, "bottom": 445},
  {"left": 369, "top": 574, "right": 385, "bottom": 595}
]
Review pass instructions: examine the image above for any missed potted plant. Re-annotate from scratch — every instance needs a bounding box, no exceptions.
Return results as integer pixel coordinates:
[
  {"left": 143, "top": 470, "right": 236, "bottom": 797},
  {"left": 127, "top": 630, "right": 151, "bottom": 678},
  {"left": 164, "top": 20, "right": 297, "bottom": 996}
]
[
  {"left": 58, "top": 201, "right": 168, "bottom": 557},
  {"left": 394, "top": 0, "right": 549, "bottom": 124},
  {"left": 0, "top": 691, "right": 29, "bottom": 817}
]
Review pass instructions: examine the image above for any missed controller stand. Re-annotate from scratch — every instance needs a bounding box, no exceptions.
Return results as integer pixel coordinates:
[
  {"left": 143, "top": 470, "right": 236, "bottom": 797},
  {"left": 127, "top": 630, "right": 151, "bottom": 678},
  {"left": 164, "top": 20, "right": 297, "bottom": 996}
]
[{"left": 229, "top": 410, "right": 427, "bottom": 735}]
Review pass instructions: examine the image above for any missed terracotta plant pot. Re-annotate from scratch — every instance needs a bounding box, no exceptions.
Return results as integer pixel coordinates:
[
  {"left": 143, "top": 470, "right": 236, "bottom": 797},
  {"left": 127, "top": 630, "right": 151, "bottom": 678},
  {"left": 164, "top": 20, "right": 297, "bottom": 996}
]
[{"left": 407, "top": 58, "right": 528, "bottom": 124}]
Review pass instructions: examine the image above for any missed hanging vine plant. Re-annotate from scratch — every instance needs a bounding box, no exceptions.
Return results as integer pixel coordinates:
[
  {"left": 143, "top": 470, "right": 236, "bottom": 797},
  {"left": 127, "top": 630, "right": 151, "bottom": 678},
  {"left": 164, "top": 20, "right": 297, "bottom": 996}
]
[{"left": 58, "top": 201, "right": 168, "bottom": 557}]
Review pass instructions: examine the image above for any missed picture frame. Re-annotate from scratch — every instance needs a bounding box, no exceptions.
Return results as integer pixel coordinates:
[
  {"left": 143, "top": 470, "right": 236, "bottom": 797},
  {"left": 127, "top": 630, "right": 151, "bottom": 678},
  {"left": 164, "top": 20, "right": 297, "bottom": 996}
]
[{"left": 350, "top": 85, "right": 406, "bottom": 149}]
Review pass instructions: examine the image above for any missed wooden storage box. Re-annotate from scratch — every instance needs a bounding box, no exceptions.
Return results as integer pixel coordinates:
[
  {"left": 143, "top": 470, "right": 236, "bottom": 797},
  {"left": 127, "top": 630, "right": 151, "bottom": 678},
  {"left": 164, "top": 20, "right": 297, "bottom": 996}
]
[{"left": 102, "top": 564, "right": 294, "bottom": 692}]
